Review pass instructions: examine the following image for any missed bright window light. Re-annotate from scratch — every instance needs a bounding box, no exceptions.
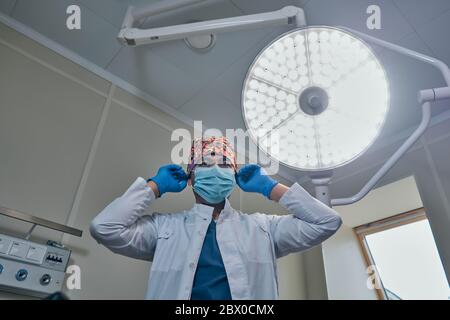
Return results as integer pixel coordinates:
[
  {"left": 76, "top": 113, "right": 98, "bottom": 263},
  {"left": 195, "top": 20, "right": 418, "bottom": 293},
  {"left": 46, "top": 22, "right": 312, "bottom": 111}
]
[
  {"left": 242, "top": 26, "right": 390, "bottom": 171},
  {"left": 356, "top": 209, "right": 450, "bottom": 300},
  {"left": 365, "top": 219, "right": 450, "bottom": 300}
]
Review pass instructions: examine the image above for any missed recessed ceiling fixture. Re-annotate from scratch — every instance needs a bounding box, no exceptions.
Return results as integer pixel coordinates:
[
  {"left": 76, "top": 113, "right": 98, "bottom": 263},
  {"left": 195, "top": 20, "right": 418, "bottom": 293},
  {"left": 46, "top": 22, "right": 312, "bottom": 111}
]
[
  {"left": 118, "top": 1, "right": 450, "bottom": 207},
  {"left": 242, "top": 26, "right": 390, "bottom": 171},
  {"left": 184, "top": 33, "right": 216, "bottom": 52}
]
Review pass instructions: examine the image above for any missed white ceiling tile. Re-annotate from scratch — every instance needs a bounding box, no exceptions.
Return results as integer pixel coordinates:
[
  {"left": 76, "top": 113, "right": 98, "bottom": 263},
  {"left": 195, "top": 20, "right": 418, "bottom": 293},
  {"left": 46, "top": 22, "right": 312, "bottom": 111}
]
[
  {"left": 379, "top": 32, "right": 444, "bottom": 89},
  {"left": 416, "top": 9, "right": 450, "bottom": 67},
  {"left": 371, "top": 31, "right": 449, "bottom": 139},
  {"left": 195, "top": 25, "right": 292, "bottom": 106},
  {"left": 230, "top": 0, "right": 309, "bottom": 14},
  {"left": 148, "top": 22, "right": 278, "bottom": 86},
  {"left": 107, "top": 45, "right": 204, "bottom": 108},
  {"left": 76, "top": 0, "right": 132, "bottom": 27},
  {"left": 393, "top": 0, "right": 450, "bottom": 27},
  {"left": 178, "top": 88, "right": 246, "bottom": 132},
  {"left": 12, "top": 0, "right": 122, "bottom": 67},
  {"left": 428, "top": 137, "right": 450, "bottom": 197},
  {"left": 142, "top": 0, "right": 243, "bottom": 28},
  {"left": 424, "top": 116, "right": 450, "bottom": 144},
  {"left": 208, "top": 48, "right": 255, "bottom": 107},
  {"left": 75, "top": 0, "right": 166, "bottom": 28},
  {"left": 331, "top": 140, "right": 406, "bottom": 188},
  {"left": 0, "top": 0, "right": 16, "bottom": 15},
  {"left": 304, "top": 0, "right": 415, "bottom": 42}
]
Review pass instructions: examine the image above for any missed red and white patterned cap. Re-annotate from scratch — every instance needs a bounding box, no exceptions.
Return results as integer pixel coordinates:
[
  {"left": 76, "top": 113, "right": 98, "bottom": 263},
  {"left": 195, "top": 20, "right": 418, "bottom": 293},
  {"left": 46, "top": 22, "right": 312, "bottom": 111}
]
[{"left": 187, "top": 136, "right": 237, "bottom": 174}]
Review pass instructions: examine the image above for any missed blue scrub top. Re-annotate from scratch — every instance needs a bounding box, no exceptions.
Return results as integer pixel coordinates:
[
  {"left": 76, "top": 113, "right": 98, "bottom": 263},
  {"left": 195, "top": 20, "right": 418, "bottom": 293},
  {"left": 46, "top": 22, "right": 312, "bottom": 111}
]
[{"left": 191, "top": 220, "right": 232, "bottom": 300}]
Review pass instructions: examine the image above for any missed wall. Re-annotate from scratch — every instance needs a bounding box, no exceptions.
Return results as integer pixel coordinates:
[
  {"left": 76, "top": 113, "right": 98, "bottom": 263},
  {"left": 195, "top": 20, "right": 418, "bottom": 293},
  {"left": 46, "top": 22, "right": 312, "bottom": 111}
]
[
  {"left": 322, "top": 176, "right": 424, "bottom": 299},
  {"left": 0, "top": 22, "right": 309, "bottom": 299}
]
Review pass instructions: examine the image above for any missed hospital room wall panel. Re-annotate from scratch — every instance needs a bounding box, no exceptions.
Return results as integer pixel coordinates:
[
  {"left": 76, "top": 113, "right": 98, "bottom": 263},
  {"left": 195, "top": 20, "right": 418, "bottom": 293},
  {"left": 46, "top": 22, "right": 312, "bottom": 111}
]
[
  {"left": 0, "top": 41, "right": 106, "bottom": 234},
  {"left": 61, "top": 101, "right": 193, "bottom": 299},
  {"left": 112, "top": 86, "right": 191, "bottom": 132},
  {"left": 0, "top": 23, "right": 111, "bottom": 95},
  {"left": 0, "top": 25, "right": 108, "bottom": 299}
]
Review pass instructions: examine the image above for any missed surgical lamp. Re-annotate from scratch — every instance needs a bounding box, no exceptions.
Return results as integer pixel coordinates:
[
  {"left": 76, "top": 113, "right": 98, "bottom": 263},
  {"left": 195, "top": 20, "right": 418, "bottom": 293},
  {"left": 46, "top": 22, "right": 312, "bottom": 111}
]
[{"left": 118, "top": 1, "right": 450, "bottom": 206}]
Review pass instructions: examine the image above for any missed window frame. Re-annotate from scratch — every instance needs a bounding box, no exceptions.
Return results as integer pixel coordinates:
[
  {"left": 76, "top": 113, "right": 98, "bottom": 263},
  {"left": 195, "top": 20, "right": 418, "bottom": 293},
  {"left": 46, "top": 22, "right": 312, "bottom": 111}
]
[{"left": 353, "top": 207, "right": 427, "bottom": 300}]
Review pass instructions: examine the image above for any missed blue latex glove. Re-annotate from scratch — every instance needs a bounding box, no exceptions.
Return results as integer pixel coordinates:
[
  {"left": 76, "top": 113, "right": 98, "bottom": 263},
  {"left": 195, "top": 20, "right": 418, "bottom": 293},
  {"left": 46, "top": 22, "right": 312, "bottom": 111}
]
[
  {"left": 236, "top": 164, "right": 278, "bottom": 199},
  {"left": 148, "top": 164, "right": 188, "bottom": 196}
]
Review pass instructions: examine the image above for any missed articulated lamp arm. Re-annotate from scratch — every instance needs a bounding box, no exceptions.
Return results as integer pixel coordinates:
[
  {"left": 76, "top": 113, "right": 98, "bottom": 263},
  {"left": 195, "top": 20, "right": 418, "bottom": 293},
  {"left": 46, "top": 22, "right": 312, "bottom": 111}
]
[
  {"left": 118, "top": 3, "right": 306, "bottom": 46},
  {"left": 330, "top": 27, "right": 450, "bottom": 207}
]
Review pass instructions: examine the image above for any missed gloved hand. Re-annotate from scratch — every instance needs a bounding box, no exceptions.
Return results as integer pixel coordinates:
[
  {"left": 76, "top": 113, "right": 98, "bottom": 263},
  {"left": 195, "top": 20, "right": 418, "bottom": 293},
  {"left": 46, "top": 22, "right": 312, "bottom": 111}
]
[
  {"left": 236, "top": 164, "right": 278, "bottom": 199},
  {"left": 148, "top": 164, "right": 188, "bottom": 197}
]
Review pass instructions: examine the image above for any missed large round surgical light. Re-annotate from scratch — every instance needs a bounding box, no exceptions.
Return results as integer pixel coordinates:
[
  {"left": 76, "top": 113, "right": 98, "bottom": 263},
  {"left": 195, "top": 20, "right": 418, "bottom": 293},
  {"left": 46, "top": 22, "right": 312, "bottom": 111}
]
[{"left": 242, "top": 26, "right": 390, "bottom": 171}]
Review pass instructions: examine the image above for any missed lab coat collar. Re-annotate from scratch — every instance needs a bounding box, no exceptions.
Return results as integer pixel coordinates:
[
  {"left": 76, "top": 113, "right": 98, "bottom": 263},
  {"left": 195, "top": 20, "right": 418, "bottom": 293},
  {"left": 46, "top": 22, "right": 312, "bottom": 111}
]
[
  {"left": 191, "top": 198, "right": 236, "bottom": 221},
  {"left": 192, "top": 202, "right": 215, "bottom": 219}
]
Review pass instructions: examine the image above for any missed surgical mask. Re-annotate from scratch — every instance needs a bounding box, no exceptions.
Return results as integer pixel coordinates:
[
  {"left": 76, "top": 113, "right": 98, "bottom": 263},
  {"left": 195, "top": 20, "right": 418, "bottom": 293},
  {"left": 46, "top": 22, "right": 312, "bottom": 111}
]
[{"left": 193, "top": 165, "right": 236, "bottom": 204}]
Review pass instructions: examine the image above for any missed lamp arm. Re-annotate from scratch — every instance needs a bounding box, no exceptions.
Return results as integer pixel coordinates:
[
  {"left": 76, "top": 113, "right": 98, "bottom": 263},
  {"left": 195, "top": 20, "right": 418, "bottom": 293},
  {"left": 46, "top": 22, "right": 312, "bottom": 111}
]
[
  {"left": 329, "top": 27, "right": 450, "bottom": 207},
  {"left": 330, "top": 101, "right": 431, "bottom": 207},
  {"left": 118, "top": 6, "right": 306, "bottom": 46},
  {"left": 338, "top": 26, "right": 450, "bottom": 87}
]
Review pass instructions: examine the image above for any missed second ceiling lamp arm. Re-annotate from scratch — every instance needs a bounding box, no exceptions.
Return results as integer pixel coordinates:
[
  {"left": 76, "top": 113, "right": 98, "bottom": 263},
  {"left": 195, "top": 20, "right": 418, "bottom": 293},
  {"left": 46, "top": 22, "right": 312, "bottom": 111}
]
[{"left": 117, "top": 3, "right": 306, "bottom": 47}]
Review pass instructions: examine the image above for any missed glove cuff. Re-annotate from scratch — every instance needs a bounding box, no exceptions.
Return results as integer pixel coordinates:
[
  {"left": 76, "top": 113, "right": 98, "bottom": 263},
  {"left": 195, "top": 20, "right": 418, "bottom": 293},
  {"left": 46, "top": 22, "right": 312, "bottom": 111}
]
[
  {"left": 263, "top": 179, "right": 279, "bottom": 199},
  {"left": 147, "top": 176, "right": 165, "bottom": 196}
]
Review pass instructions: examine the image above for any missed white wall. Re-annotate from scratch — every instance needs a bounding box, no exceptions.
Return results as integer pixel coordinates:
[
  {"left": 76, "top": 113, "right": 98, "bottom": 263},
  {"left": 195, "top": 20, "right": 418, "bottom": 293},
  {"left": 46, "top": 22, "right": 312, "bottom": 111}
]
[
  {"left": 322, "top": 176, "right": 423, "bottom": 299},
  {"left": 0, "top": 22, "right": 309, "bottom": 299}
]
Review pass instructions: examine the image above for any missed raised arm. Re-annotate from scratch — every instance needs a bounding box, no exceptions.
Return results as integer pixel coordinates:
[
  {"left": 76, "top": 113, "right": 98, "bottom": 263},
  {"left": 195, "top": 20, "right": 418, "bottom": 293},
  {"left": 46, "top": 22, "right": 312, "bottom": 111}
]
[
  {"left": 236, "top": 164, "right": 342, "bottom": 258},
  {"left": 267, "top": 182, "right": 342, "bottom": 258},
  {"left": 90, "top": 164, "right": 188, "bottom": 261},
  {"left": 90, "top": 177, "right": 160, "bottom": 261}
]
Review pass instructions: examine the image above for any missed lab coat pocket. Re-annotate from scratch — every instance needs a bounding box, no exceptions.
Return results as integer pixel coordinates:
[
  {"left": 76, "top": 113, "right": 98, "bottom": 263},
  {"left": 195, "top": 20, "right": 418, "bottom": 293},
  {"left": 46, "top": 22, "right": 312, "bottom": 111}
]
[
  {"left": 152, "top": 228, "right": 183, "bottom": 271},
  {"left": 157, "top": 229, "right": 173, "bottom": 240},
  {"left": 244, "top": 224, "right": 274, "bottom": 263}
]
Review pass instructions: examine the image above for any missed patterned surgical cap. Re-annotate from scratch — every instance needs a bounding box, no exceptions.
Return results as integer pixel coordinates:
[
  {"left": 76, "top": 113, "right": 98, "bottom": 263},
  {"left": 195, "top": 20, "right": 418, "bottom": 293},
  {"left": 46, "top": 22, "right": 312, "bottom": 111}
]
[{"left": 187, "top": 136, "right": 237, "bottom": 174}]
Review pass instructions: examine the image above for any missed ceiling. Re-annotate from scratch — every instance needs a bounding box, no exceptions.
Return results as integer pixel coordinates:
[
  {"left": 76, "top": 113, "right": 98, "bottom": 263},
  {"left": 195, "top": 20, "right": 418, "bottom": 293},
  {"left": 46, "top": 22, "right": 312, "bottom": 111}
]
[{"left": 1, "top": 0, "right": 450, "bottom": 185}]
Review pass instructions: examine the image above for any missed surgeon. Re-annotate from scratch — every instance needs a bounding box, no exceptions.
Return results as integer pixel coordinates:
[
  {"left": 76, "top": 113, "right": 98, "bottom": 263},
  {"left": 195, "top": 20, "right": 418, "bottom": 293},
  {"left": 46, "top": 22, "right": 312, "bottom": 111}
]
[{"left": 90, "top": 136, "right": 342, "bottom": 300}]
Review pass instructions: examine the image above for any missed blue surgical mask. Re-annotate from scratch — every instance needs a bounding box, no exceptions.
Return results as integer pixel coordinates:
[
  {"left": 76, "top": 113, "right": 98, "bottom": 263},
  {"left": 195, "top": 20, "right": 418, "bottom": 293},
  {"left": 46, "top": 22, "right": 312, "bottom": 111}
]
[{"left": 193, "top": 165, "right": 236, "bottom": 204}]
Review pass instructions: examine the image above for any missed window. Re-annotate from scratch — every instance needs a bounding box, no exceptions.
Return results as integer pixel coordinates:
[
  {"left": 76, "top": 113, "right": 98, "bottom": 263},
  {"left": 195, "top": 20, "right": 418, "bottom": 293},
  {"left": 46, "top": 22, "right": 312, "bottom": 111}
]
[{"left": 354, "top": 208, "right": 450, "bottom": 300}]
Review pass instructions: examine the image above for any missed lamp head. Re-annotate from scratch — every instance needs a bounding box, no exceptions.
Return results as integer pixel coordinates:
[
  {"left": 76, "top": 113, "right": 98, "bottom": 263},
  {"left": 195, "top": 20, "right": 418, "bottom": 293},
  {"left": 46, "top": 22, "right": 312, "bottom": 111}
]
[{"left": 242, "top": 26, "right": 390, "bottom": 172}]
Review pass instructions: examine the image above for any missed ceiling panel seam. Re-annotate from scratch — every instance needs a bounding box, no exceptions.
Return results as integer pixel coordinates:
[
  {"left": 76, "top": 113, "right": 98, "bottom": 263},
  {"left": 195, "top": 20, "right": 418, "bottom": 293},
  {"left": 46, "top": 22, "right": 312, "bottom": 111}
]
[
  {"left": 8, "top": 0, "right": 18, "bottom": 16},
  {"left": 420, "top": 136, "right": 450, "bottom": 217},
  {"left": 391, "top": 0, "right": 439, "bottom": 58},
  {"left": 228, "top": 0, "right": 245, "bottom": 14},
  {"left": 425, "top": 129, "right": 450, "bottom": 147},
  {"left": 175, "top": 26, "right": 293, "bottom": 110},
  {"left": 73, "top": 0, "right": 123, "bottom": 69},
  {"left": 104, "top": 15, "right": 152, "bottom": 70}
]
